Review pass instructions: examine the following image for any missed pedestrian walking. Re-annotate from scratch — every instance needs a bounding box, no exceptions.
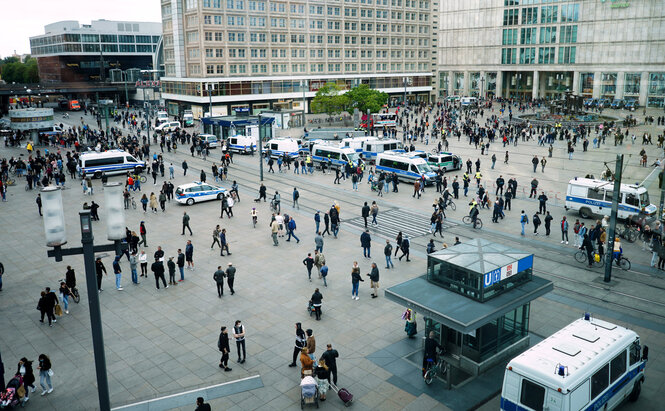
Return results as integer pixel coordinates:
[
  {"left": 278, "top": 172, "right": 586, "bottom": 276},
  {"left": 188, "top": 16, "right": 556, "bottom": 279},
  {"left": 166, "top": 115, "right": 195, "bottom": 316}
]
[
  {"left": 367, "top": 263, "right": 380, "bottom": 298},
  {"left": 314, "top": 250, "right": 326, "bottom": 278},
  {"left": 303, "top": 253, "right": 314, "bottom": 281},
  {"left": 321, "top": 344, "right": 339, "bottom": 385},
  {"left": 398, "top": 235, "right": 411, "bottom": 261},
  {"left": 361, "top": 202, "right": 370, "bottom": 227},
  {"left": 213, "top": 266, "right": 225, "bottom": 297},
  {"left": 370, "top": 201, "right": 379, "bottom": 226},
  {"left": 220, "top": 228, "right": 231, "bottom": 256},
  {"left": 351, "top": 261, "right": 363, "bottom": 300},
  {"left": 182, "top": 211, "right": 193, "bottom": 235},
  {"left": 58, "top": 281, "right": 70, "bottom": 314},
  {"left": 16, "top": 358, "right": 35, "bottom": 404},
  {"left": 310, "top": 289, "right": 323, "bottom": 320},
  {"left": 561, "top": 216, "right": 569, "bottom": 244},
  {"left": 287, "top": 216, "right": 300, "bottom": 243},
  {"left": 533, "top": 212, "right": 541, "bottom": 235},
  {"left": 293, "top": 187, "right": 300, "bottom": 209},
  {"left": 271, "top": 218, "right": 279, "bottom": 246},
  {"left": 233, "top": 320, "right": 246, "bottom": 363},
  {"left": 314, "top": 231, "right": 324, "bottom": 252},
  {"left": 226, "top": 262, "right": 236, "bottom": 294},
  {"left": 138, "top": 221, "right": 148, "bottom": 247},
  {"left": 217, "top": 326, "right": 232, "bottom": 371},
  {"left": 289, "top": 323, "right": 307, "bottom": 367},
  {"left": 520, "top": 210, "right": 529, "bottom": 236},
  {"left": 185, "top": 240, "right": 194, "bottom": 270},
  {"left": 384, "top": 240, "right": 394, "bottom": 268},
  {"left": 360, "top": 229, "right": 372, "bottom": 258},
  {"left": 211, "top": 225, "right": 222, "bottom": 249},
  {"left": 36, "top": 354, "right": 53, "bottom": 395},
  {"left": 95, "top": 257, "right": 107, "bottom": 291}
]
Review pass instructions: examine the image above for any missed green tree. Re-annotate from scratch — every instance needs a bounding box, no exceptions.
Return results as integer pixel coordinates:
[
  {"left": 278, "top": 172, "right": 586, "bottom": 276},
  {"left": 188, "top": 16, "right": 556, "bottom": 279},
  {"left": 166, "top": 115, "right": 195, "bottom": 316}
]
[
  {"left": 0, "top": 56, "right": 39, "bottom": 83},
  {"left": 311, "top": 83, "right": 349, "bottom": 117},
  {"left": 344, "top": 84, "right": 388, "bottom": 114}
]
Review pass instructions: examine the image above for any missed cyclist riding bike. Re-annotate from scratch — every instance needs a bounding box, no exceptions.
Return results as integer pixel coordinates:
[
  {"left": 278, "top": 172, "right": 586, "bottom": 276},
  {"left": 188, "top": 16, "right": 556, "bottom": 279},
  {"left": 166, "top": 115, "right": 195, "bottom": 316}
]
[
  {"left": 422, "top": 331, "right": 442, "bottom": 377},
  {"left": 469, "top": 203, "right": 480, "bottom": 228},
  {"left": 611, "top": 237, "right": 623, "bottom": 264}
]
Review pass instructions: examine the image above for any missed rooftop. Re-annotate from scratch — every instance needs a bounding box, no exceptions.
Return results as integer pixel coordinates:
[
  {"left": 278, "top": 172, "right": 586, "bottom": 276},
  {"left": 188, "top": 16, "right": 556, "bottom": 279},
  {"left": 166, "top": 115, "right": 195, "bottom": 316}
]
[{"left": 429, "top": 238, "right": 532, "bottom": 276}]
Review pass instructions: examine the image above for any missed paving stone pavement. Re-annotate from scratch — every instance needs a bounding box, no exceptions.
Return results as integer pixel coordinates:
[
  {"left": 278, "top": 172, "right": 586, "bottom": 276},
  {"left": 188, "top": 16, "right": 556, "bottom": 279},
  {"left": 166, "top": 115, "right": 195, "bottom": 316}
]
[{"left": 1, "top": 107, "right": 664, "bottom": 410}]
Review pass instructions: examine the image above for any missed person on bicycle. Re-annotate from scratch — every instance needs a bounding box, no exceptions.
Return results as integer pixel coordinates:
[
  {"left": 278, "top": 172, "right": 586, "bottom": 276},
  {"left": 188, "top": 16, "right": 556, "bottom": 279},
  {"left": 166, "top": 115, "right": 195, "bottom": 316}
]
[
  {"left": 65, "top": 266, "right": 77, "bottom": 290},
  {"left": 580, "top": 234, "right": 594, "bottom": 267},
  {"left": 469, "top": 203, "right": 480, "bottom": 228},
  {"left": 422, "top": 331, "right": 442, "bottom": 377},
  {"left": 612, "top": 237, "right": 623, "bottom": 264}
]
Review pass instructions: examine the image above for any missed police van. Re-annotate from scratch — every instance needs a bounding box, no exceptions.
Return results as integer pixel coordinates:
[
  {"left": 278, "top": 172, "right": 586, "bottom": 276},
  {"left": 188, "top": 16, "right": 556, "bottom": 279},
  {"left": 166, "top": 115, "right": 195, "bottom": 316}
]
[
  {"left": 501, "top": 315, "right": 647, "bottom": 411},
  {"left": 175, "top": 182, "right": 226, "bottom": 205},
  {"left": 264, "top": 138, "right": 301, "bottom": 159},
  {"left": 353, "top": 138, "right": 402, "bottom": 164},
  {"left": 311, "top": 144, "right": 360, "bottom": 169},
  {"left": 198, "top": 134, "right": 219, "bottom": 148},
  {"left": 564, "top": 177, "right": 656, "bottom": 219},
  {"left": 228, "top": 135, "right": 257, "bottom": 154},
  {"left": 376, "top": 152, "right": 437, "bottom": 185},
  {"left": 341, "top": 137, "right": 379, "bottom": 152},
  {"left": 427, "top": 152, "right": 462, "bottom": 172},
  {"left": 79, "top": 150, "right": 145, "bottom": 178}
]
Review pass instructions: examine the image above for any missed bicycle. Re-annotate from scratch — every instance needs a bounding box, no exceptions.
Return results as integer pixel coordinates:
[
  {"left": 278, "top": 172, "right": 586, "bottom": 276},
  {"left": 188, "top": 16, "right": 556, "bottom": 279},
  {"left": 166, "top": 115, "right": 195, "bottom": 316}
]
[
  {"left": 605, "top": 253, "right": 631, "bottom": 270},
  {"left": 270, "top": 199, "right": 280, "bottom": 213},
  {"left": 574, "top": 249, "right": 603, "bottom": 267},
  {"left": 424, "top": 350, "right": 448, "bottom": 385},
  {"left": 462, "top": 215, "right": 483, "bottom": 229},
  {"left": 59, "top": 279, "right": 80, "bottom": 304},
  {"left": 3, "top": 177, "right": 15, "bottom": 186},
  {"left": 443, "top": 198, "right": 456, "bottom": 211}
]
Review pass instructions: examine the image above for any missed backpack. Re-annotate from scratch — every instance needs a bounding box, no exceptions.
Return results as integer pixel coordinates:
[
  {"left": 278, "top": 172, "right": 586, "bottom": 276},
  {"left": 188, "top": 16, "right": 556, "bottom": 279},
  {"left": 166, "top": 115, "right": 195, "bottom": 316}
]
[
  {"left": 294, "top": 190, "right": 299, "bottom": 200},
  {"left": 521, "top": 214, "right": 527, "bottom": 223}
]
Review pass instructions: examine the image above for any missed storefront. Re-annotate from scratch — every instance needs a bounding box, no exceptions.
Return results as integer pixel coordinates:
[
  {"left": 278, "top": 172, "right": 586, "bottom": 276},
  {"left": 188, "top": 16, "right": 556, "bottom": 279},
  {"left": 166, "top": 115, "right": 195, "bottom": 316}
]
[{"left": 386, "top": 239, "right": 552, "bottom": 385}]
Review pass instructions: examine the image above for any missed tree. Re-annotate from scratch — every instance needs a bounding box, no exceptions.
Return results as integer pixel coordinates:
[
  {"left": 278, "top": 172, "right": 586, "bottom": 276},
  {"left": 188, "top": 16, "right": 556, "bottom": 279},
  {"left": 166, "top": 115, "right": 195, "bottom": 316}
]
[
  {"left": 311, "top": 83, "right": 349, "bottom": 117},
  {"left": 344, "top": 84, "right": 388, "bottom": 114},
  {"left": 0, "top": 56, "right": 39, "bottom": 83}
]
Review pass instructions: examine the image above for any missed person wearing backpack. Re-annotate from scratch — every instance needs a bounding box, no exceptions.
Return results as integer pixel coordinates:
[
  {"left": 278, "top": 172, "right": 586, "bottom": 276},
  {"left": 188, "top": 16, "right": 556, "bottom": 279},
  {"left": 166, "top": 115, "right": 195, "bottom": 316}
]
[
  {"left": 520, "top": 210, "right": 529, "bottom": 236},
  {"left": 532, "top": 212, "right": 541, "bottom": 235},
  {"left": 292, "top": 187, "right": 300, "bottom": 209}
]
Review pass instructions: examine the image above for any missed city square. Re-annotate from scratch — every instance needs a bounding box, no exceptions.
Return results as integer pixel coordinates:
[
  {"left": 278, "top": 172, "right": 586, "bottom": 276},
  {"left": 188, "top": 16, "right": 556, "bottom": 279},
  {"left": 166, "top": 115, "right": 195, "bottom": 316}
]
[{"left": 1, "top": 1, "right": 665, "bottom": 411}]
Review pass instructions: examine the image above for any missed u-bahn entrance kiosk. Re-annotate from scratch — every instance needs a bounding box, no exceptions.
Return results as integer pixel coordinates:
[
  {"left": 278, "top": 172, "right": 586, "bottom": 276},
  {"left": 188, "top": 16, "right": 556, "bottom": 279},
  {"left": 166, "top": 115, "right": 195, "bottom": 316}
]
[{"left": 386, "top": 238, "right": 552, "bottom": 387}]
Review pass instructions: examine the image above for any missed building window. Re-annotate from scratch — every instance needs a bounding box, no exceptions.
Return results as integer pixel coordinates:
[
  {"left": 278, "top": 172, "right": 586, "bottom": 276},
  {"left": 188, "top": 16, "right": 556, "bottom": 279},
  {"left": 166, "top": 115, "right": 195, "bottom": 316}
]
[
  {"left": 624, "top": 73, "right": 641, "bottom": 95},
  {"left": 541, "top": 6, "right": 558, "bottom": 24},
  {"left": 560, "top": 4, "right": 579, "bottom": 22},
  {"left": 560, "top": 26, "right": 577, "bottom": 44},
  {"left": 520, "top": 47, "right": 536, "bottom": 65},
  {"left": 538, "top": 47, "right": 555, "bottom": 64},
  {"left": 501, "top": 48, "right": 516, "bottom": 65},
  {"left": 539, "top": 27, "right": 556, "bottom": 44},
  {"left": 580, "top": 73, "right": 594, "bottom": 95},
  {"left": 187, "top": 31, "right": 199, "bottom": 44},
  {"left": 521, "top": 7, "right": 537, "bottom": 25},
  {"left": 520, "top": 28, "right": 536, "bottom": 45},
  {"left": 214, "top": 32, "right": 223, "bottom": 41},
  {"left": 558, "top": 46, "right": 576, "bottom": 64},
  {"left": 503, "top": 9, "right": 519, "bottom": 26},
  {"left": 216, "top": 48, "right": 224, "bottom": 57},
  {"left": 502, "top": 29, "right": 518, "bottom": 45},
  {"left": 207, "top": 65, "right": 215, "bottom": 74},
  {"left": 186, "top": 0, "right": 198, "bottom": 10},
  {"left": 216, "top": 64, "right": 224, "bottom": 73}
]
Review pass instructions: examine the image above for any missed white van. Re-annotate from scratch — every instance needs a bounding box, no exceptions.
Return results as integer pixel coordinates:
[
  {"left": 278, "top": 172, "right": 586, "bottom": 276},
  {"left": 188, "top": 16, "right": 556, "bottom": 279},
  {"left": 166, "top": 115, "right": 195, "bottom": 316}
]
[
  {"left": 341, "top": 137, "right": 379, "bottom": 153},
  {"left": 198, "top": 134, "right": 219, "bottom": 148},
  {"left": 501, "top": 315, "right": 647, "bottom": 411},
  {"left": 311, "top": 145, "right": 360, "bottom": 169},
  {"left": 155, "top": 121, "right": 181, "bottom": 133},
  {"left": 183, "top": 110, "right": 194, "bottom": 127},
  {"left": 264, "top": 138, "right": 301, "bottom": 159},
  {"left": 461, "top": 97, "right": 478, "bottom": 107},
  {"left": 228, "top": 135, "right": 257, "bottom": 153},
  {"left": 362, "top": 139, "right": 402, "bottom": 163},
  {"left": 78, "top": 149, "right": 145, "bottom": 178},
  {"left": 156, "top": 111, "right": 169, "bottom": 125},
  {"left": 564, "top": 177, "right": 656, "bottom": 219},
  {"left": 376, "top": 152, "right": 437, "bottom": 184}
]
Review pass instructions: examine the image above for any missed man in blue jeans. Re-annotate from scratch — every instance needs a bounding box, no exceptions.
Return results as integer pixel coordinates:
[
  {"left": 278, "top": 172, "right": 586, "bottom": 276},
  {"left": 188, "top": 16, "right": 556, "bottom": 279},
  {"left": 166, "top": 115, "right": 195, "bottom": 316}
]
[
  {"left": 287, "top": 217, "right": 300, "bottom": 243},
  {"left": 360, "top": 229, "right": 371, "bottom": 258},
  {"left": 384, "top": 240, "right": 394, "bottom": 269}
]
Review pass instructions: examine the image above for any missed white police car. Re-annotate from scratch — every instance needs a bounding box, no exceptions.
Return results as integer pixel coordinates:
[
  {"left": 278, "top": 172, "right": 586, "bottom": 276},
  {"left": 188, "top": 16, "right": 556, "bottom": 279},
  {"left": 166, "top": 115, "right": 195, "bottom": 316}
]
[{"left": 175, "top": 182, "right": 226, "bottom": 205}]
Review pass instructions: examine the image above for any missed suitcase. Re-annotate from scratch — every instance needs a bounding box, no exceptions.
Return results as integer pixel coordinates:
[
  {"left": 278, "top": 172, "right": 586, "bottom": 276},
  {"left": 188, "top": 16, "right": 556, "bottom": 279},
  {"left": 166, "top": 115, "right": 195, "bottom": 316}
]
[{"left": 330, "top": 383, "right": 353, "bottom": 406}]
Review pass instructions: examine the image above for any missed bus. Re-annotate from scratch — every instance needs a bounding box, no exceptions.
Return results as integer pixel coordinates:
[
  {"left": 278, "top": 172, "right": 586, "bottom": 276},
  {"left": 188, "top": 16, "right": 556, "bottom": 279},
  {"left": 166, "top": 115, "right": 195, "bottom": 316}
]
[
  {"left": 501, "top": 315, "right": 647, "bottom": 411},
  {"left": 564, "top": 177, "right": 656, "bottom": 219},
  {"left": 78, "top": 149, "right": 145, "bottom": 178},
  {"left": 367, "top": 112, "right": 397, "bottom": 129},
  {"left": 376, "top": 152, "right": 437, "bottom": 185}
]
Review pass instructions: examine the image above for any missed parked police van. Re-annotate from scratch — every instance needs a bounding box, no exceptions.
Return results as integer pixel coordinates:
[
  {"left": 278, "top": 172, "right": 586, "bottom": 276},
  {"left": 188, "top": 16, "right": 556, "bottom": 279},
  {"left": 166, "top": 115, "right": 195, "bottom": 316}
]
[
  {"left": 427, "top": 152, "right": 462, "bottom": 172},
  {"left": 376, "top": 152, "right": 437, "bottom": 184},
  {"left": 264, "top": 138, "right": 301, "bottom": 159},
  {"left": 311, "top": 144, "right": 360, "bottom": 169},
  {"left": 79, "top": 149, "right": 145, "bottom": 178},
  {"left": 228, "top": 135, "right": 257, "bottom": 154},
  {"left": 362, "top": 139, "right": 401, "bottom": 163},
  {"left": 198, "top": 134, "right": 219, "bottom": 148},
  {"left": 501, "top": 315, "right": 647, "bottom": 411},
  {"left": 341, "top": 137, "right": 379, "bottom": 152},
  {"left": 565, "top": 177, "right": 656, "bottom": 219}
]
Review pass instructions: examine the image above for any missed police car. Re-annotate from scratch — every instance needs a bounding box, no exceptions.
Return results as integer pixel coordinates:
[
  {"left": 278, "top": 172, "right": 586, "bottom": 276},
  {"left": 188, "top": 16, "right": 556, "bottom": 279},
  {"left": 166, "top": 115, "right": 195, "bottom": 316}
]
[{"left": 175, "top": 182, "right": 226, "bottom": 205}]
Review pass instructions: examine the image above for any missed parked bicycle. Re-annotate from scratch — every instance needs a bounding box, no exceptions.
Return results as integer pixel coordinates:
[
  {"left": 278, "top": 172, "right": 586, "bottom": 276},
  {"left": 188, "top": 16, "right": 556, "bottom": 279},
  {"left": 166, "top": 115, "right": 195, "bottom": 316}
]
[{"left": 462, "top": 215, "right": 482, "bottom": 229}]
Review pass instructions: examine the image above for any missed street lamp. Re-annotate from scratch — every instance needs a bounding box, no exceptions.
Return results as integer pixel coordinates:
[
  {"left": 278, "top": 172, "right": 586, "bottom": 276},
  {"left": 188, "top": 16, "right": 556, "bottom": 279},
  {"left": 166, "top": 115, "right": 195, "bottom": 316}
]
[
  {"left": 41, "top": 183, "right": 127, "bottom": 411},
  {"left": 257, "top": 114, "right": 264, "bottom": 182},
  {"left": 480, "top": 77, "right": 486, "bottom": 100},
  {"left": 206, "top": 83, "right": 214, "bottom": 118}
]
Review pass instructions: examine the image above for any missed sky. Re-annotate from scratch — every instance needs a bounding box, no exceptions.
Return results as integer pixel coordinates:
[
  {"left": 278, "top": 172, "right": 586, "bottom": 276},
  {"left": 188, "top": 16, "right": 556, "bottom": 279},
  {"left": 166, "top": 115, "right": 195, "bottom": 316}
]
[{"left": 1, "top": 0, "right": 162, "bottom": 58}]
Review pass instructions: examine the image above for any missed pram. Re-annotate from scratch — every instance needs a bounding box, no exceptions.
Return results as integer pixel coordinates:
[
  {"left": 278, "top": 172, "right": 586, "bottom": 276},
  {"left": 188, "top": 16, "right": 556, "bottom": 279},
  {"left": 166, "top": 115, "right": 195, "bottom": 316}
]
[
  {"left": 0, "top": 374, "right": 24, "bottom": 408},
  {"left": 370, "top": 180, "right": 379, "bottom": 192},
  {"left": 307, "top": 300, "right": 317, "bottom": 317},
  {"left": 300, "top": 376, "right": 319, "bottom": 409}
]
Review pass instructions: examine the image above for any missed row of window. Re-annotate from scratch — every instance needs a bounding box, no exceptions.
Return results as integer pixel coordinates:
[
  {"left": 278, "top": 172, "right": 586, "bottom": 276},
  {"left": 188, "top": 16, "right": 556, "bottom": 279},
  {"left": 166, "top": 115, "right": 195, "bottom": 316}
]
[
  {"left": 187, "top": 31, "right": 429, "bottom": 46},
  {"left": 199, "top": 0, "right": 428, "bottom": 11},
  {"left": 197, "top": 47, "right": 427, "bottom": 58},
  {"left": 503, "top": 4, "right": 578, "bottom": 26},
  {"left": 32, "top": 44, "right": 156, "bottom": 55},
  {"left": 502, "top": 26, "right": 576, "bottom": 45},
  {"left": 30, "top": 34, "right": 158, "bottom": 47},
  {"left": 202, "top": 17, "right": 429, "bottom": 34},
  {"left": 501, "top": 46, "right": 575, "bottom": 64},
  {"left": 199, "top": 61, "right": 425, "bottom": 75}
]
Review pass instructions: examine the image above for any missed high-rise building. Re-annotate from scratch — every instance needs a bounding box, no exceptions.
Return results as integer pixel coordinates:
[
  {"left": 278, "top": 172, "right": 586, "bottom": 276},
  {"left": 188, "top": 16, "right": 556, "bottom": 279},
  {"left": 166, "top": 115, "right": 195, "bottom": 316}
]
[
  {"left": 160, "top": 0, "right": 435, "bottom": 117},
  {"left": 435, "top": 1, "right": 665, "bottom": 107},
  {"left": 29, "top": 20, "right": 163, "bottom": 83}
]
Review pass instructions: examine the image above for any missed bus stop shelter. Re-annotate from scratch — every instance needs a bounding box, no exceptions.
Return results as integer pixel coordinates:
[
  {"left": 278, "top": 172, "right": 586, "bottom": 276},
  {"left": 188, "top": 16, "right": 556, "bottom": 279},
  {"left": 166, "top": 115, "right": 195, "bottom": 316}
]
[{"left": 385, "top": 239, "right": 553, "bottom": 385}]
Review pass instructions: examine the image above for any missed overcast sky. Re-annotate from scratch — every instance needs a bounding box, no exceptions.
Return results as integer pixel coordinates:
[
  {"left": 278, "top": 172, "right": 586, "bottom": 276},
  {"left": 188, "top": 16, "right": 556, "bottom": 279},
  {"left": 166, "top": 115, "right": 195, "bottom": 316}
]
[{"left": 1, "top": 0, "right": 161, "bottom": 58}]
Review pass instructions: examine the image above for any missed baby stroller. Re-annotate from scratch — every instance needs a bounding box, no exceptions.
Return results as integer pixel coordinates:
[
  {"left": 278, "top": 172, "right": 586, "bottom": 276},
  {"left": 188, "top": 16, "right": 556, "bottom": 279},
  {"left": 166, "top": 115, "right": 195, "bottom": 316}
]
[
  {"left": 370, "top": 180, "right": 379, "bottom": 192},
  {"left": 300, "top": 376, "right": 319, "bottom": 409},
  {"left": 0, "top": 374, "right": 24, "bottom": 408},
  {"left": 307, "top": 300, "right": 317, "bottom": 317}
]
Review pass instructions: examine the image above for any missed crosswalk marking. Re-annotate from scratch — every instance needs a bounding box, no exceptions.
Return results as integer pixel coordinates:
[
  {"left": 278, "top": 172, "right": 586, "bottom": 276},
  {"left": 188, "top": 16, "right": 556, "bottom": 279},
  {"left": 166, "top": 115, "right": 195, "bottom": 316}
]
[{"left": 342, "top": 208, "right": 456, "bottom": 239}]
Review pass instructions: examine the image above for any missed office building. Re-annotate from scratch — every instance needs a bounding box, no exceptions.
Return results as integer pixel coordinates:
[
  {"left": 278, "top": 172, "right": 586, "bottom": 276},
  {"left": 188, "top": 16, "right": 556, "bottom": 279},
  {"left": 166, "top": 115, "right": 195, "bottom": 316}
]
[
  {"left": 159, "top": 0, "right": 435, "bottom": 116},
  {"left": 29, "top": 20, "right": 163, "bottom": 83},
  {"left": 435, "top": 1, "right": 665, "bottom": 107}
]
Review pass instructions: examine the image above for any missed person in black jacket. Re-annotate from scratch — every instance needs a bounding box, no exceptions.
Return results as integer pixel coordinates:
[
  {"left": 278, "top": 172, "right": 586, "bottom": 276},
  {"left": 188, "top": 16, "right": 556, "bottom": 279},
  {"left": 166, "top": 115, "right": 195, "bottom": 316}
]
[
  {"left": 367, "top": 263, "right": 380, "bottom": 298},
  {"left": 41, "top": 288, "right": 59, "bottom": 326},
  {"left": 361, "top": 202, "right": 370, "bottom": 228},
  {"left": 533, "top": 212, "right": 541, "bottom": 235},
  {"left": 16, "top": 358, "right": 36, "bottom": 402},
  {"left": 195, "top": 397, "right": 211, "bottom": 411},
  {"left": 320, "top": 344, "right": 339, "bottom": 385},
  {"left": 289, "top": 323, "right": 307, "bottom": 367},
  {"left": 95, "top": 258, "right": 107, "bottom": 291},
  {"left": 217, "top": 326, "right": 232, "bottom": 371},
  {"left": 310, "top": 289, "right": 323, "bottom": 320},
  {"left": 151, "top": 257, "right": 167, "bottom": 289},
  {"left": 422, "top": 331, "right": 442, "bottom": 376},
  {"left": 37, "top": 354, "right": 53, "bottom": 394}
]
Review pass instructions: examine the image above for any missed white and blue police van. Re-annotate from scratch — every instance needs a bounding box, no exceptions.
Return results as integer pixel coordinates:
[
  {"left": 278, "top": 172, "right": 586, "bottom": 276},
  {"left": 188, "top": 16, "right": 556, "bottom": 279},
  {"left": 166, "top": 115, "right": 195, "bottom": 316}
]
[
  {"left": 376, "top": 152, "right": 437, "bottom": 185},
  {"left": 361, "top": 139, "right": 402, "bottom": 163},
  {"left": 341, "top": 137, "right": 379, "bottom": 152},
  {"left": 564, "top": 177, "right": 656, "bottom": 220},
  {"left": 311, "top": 144, "right": 360, "bottom": 170},
  {"left": 501, "top": 315, "right": 647, "bottom": 411},
  {"left": 228, "top": 135, "right": 257, "bottom": 154},
  {"left": 175, "top": 182, "right": 226, "bottom": 205},
  {"left": 78, "top": 150, "right": 145, "bottom": 178},
  {"left": 264, "top": 138, "right": 301, "bottom": 159}
]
